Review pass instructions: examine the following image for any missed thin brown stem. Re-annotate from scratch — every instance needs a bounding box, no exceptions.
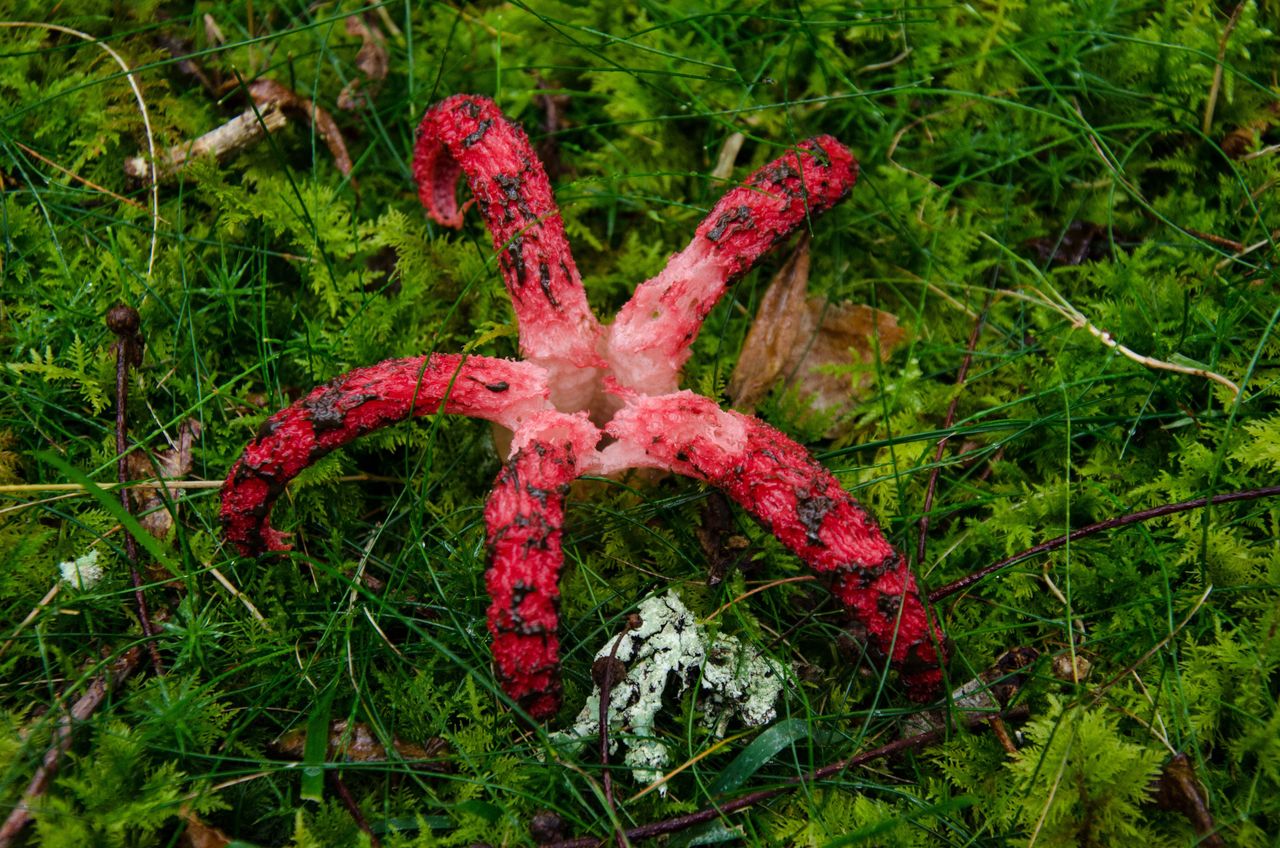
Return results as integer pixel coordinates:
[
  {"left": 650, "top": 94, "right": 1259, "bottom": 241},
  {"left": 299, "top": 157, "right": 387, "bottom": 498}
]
[
  {"left": 930, "top": 485, "right": 1280, "bottom": 602},
  {"left": 541, "top": 706, "right": 1028, "bottom": 848},
  {"left": 331, "top": 773, "right": 380, "bottom": 848},
  {"left": 107, "top": 304, "right": 165, "bottom": 675},
  {"left": 0, "top": 647, "right": 143, "bottom": 847}
]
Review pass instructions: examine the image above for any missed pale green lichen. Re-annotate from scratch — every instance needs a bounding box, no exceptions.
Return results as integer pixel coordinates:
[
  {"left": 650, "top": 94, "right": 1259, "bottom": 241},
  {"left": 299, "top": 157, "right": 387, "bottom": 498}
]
[
  {"left": 58, "top": 548, "right": 102, "bottom": 589},
  {"left": 556, "top": 590, "right": 786, "bottom": 788}
]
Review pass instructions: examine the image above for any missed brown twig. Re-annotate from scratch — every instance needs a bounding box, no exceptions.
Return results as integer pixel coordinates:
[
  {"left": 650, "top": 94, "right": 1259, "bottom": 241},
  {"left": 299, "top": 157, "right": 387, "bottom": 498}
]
[
  {"left": 541, "top": 705, "right": 1029, "bottom": 848},
  {"left": 929, "top": 485, "right": 1280, "bottom": 602},
  {"left": 1202, "top": 3, "right": 1246, "bottom": 136},
  {"left": 331, "top": 773, "right": 380, "bottom": 848},
  {"left": 916, "top": 297, "right": 989, "bottom": 569},
  {"left": 0, "top": 647, "right": 143, "bottom": 847},
  {"left": 107, "top": 304, "right": 165, "bottom": 675},
  {"left": 123, "top": 104, "right": 288, "bottom": 182}
]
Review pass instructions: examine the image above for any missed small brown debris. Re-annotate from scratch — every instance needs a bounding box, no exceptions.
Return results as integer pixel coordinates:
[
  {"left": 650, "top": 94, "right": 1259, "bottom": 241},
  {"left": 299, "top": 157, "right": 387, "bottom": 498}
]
[
  {"left": 154, "top": 29, "right": 218, "bottom": 96},
  {"left": 1051, "top": 652, "right": 1091, "bottom": 683},
  {"left": 591, "top": 655, "right": 627, "bottom": 689},
  {"left": 530, "top": 810, "right": 567, "bottom": 844},
  {"left": 1152, "top": 753, "right": 1225, "bottom": 847},
  {"left": 1222, "top": 101, "right": 1280, "bottom": 158},
  {"left": 248, "top": 79, "right": 355, "bottom": 181},
  {"left": 696, "top": 490, "right": 751, "bottom": 586},
  {"left": 337, "top": 14, "right": 389, "bottom": 111},
  {"left": 534, "top": 80, "right": 572, "bottom": 180},
  {"left": 178, "top": 807, "right": 232, "bottom": 848},
  {"left": 904, "top": 647, "right": 1038, "bottom": 737},
  {"left": 273, "top": 720, "right": 451, "bottom": 770},
  {"left": 1022, "top": 220, "right": 1137, "bottom": 267},
  {"left": 728, "top": 237, "right": 906, "bottom": 433}
]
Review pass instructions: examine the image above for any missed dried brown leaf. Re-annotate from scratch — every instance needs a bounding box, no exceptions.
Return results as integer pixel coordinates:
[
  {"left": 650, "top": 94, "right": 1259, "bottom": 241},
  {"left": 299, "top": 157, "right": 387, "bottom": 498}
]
[
  {"left": 1222, "top": 101, "right": 1280, "bottom": 158},
  {"left": 125, "top": 419, "right": 200, "bottom": 539},
  {"left": 727, "top": 236, "right": 812, "bottom": 410},
  {"left": 179, "top": 807, "right": 232, "bottom": 848},
  {"left": 904, "top": 647, "right": 1038, "bottom": 737},
  {"left": 799, "top": 300, "right": 906, "bottom": 415},
  {"left": 337, "top": 14, "right": 388, "bottom": 111},
  {"left": 273, "top": 720, "right": 451, "bottom": 771},
  {"left": 1152, "top": 753, "right": 1225, "bottom": 847},
  {"left": 729, "top": 238, "right": 907, "bottom": 432}
]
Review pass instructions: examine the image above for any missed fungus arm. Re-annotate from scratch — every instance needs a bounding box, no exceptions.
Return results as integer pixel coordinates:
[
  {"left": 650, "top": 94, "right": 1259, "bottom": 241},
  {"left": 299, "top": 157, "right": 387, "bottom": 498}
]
[
  {"left": 413, "top": 95, "right": 603, "bottom": 385},
  {"left": 606, "top": 137, "right": 858, "bottom": 396},
  {"left": 602, "top": 391, "right": 944, "bottom": 700},
  {"left": 483, "top": 411, "right": 601, "bottom": 719},
  {"left": 220, "top": 355, "right": 551, "bottom": 555}
]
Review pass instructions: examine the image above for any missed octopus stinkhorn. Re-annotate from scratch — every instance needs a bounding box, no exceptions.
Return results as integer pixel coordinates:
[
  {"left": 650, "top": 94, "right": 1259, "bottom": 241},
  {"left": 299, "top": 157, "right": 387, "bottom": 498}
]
[{"left": 221, "top": 94, "right": 946, "bottom": 719}]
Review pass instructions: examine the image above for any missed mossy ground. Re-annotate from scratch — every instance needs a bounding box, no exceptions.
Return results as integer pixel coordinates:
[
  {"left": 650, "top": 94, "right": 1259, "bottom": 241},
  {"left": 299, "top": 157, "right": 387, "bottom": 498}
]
[{"left": 1, "top": 2, "right": 1278, "bottom": 846}]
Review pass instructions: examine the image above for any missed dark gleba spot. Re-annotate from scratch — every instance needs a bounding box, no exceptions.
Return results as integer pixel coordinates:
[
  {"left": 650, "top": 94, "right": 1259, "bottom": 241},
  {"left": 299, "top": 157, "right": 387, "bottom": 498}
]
[
  {"left": 877, "top": 592, "right": 902, "bottom": 620},
  {"left": 795, "top": 491, "right": 834, "bottom": 547},
  {"left": 538, "top": 263, "right": 559, "bottom": 308},
  {"left": 706, "top": 205, "right": 754, "bottom": 242},
  {"left": 506, "top": 235, "right": 526, "bottom": 287},
  {"left": 494, "top": 173, "right": 523, "bottom": 221},
  {"left": 806, "top": 144, "right": 831, "bottom": 168},
  {"left": 305, "top": 392, "right": 347, "bottom": 434},
  {"left": 462, "top": 118, "right": 492, "bottom": 147},
  {"left": 254, "top": 417, "right": 281, "bottom": 443},
  {"left": 305, "top": 390, "right": 378, "bottom": 435},
  {"left": 486, "top": 381, "right": 509, "bottom": 392}
]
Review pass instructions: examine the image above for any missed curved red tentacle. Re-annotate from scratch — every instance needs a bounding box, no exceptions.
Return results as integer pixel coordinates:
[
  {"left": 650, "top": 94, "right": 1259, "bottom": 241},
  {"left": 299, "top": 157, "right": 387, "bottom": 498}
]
[
  {"left": 484, "top": 411, "right": 600, "bottom": 719},
  {"left": 602, "top": 391, "right": 944, "bottom": 701},
  {"left": 220, "top": 355, "right": 552, "bottom": 556},
  {"left": 607, "top": 137, "right": 858, "bottom": 396},
  {"left": 413, "top": 95, "right": 603, "bottom": 379}
]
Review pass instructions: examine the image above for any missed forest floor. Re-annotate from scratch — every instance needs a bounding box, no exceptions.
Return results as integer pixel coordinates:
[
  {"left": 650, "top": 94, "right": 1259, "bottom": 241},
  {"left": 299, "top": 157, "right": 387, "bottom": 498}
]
[{"left": 1, "top": 2, "right": 1278, "bottom": 846}]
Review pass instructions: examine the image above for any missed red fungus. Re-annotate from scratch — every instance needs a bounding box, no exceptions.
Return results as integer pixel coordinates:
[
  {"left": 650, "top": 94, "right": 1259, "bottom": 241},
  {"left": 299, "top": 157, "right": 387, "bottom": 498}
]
[{"left": 221, "top": 94, "right": 945, "bottom": 718}]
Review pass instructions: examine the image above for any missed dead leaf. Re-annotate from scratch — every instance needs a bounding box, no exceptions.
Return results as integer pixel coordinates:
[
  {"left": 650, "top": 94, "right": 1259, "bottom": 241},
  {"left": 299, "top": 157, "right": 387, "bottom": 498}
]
[
  {"left": 273, "top": 720, "right": 451, "bottom": 771},
  {"left": 1022, "top": 220, "right": 1138, "bottom": 267},
  {"left": 337, "top": 14, "right": 388, "bottom": 111},
  {"left": 248, "top": 79, "right": 355, "bottom": 181},
  {"left": 125, "top": 419, "right": 200, "bottom": 539},
  {"left": 179, "top": 807, "right": 232, "bottom": 848},
  {"left": 903, "top": 646, "right": 1039, "bottom": 737},
  {"left": 1152, "top": 753, "right": 1225, "bottom": 847},
  {"left": 1223, "top": 101, "right": 1280, "bottom": 158},
  {"left": 728, "top": 236, "right": 813, "bottom": 409},
  {"left": 729, "top": 238, "right": 906, "bottom": 433}
]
